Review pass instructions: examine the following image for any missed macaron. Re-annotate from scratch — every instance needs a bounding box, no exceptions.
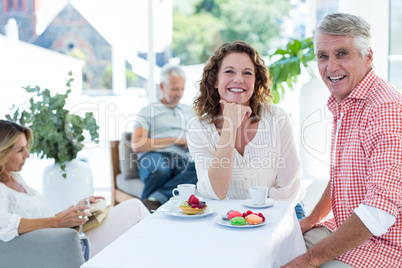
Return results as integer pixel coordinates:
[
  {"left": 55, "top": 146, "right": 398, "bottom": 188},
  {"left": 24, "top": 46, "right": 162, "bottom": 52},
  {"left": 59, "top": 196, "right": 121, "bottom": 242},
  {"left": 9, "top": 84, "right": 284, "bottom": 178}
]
[
  {"left": 230, "top": 216, "right": 246, "bottom": 225},
  {"left": 245, "top": 214, "right": 263, "bottom": 225},
  {"left": 227, "top": 210, "right": 243, "bottom": 220}
]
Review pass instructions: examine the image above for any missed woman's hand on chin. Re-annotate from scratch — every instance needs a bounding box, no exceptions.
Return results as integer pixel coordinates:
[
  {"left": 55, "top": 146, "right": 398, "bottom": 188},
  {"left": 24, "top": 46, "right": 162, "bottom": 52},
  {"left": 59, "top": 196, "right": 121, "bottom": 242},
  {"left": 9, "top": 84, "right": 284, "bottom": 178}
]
[{"left": 219, "top": 100, "right": 251, "bottom": 129}]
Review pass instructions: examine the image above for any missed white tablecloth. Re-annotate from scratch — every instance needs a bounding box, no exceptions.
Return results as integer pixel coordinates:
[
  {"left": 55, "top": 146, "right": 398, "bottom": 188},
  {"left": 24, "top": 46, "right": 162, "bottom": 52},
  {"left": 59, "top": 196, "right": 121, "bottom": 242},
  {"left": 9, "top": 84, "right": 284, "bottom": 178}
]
[{"left": 82, "top": 200, "right": 306, "bottom": 268}]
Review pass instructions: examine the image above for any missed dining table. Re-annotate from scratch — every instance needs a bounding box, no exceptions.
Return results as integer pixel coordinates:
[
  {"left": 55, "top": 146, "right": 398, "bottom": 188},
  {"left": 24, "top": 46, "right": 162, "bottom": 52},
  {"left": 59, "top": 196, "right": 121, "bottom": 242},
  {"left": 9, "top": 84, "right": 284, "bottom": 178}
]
[{"left": 81, "top": 198, "right": 306, "bottom": 268}]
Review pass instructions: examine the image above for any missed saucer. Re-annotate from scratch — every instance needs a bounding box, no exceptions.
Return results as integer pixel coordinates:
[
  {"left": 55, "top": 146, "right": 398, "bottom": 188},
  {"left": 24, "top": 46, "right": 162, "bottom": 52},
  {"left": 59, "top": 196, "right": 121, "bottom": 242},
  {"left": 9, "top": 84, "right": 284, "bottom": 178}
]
[
  {"left": 169, "top": 196, "right": 182, "bottom": 203},
  {"left": 243, "top": 198, "right": 275, "bottom": 208}
]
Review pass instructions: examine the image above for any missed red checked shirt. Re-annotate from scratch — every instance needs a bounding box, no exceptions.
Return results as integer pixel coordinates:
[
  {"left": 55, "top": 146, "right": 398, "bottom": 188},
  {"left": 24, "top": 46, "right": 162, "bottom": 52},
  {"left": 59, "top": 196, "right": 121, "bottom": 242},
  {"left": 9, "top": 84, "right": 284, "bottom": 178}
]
[{"left": 321, "top": 70, "right": 402, "bottom": 267}]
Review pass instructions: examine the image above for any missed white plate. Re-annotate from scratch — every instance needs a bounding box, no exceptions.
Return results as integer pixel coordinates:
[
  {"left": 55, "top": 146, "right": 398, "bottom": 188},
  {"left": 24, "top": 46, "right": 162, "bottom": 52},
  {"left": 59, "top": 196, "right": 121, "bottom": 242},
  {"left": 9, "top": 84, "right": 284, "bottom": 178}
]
[
  {"left": 214, "top": 215, "right": 272, "bottom": 228},
  {"left": 243, "top": 198, "right": 276, "bottom": 208},
  {"left": 161, "top": 205, "right": 215, "bottom": 218}
]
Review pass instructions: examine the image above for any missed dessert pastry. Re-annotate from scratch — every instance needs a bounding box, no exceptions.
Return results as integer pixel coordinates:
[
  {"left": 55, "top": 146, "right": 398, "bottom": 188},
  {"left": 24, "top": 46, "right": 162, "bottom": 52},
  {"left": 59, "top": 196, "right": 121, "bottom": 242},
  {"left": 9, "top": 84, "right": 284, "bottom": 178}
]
[
  {"left": 227, "top": 210, "right": 242, "bottom": 220},
  {"left": 245, "top": 214, "right": 263, "bottom": 225},
  {"left": 243, "top": 210, "right": 266, "bottom": 222},
  {"left": 230, "top": 216, "right": 246, "bottom": 225},
  {"left": 179, "top": 195, "right": 207, "bottom": 215}
]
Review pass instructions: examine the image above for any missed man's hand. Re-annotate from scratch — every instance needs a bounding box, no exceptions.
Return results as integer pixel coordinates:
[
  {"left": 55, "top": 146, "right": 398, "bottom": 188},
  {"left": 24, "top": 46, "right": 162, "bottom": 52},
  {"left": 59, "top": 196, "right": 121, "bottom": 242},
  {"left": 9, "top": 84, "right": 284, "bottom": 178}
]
[
  {"left": 174, "top": 137, "right": 188, "bottom": 149},
  {"left": 299, "top": 215, "right": 317, "bottom": 234}
]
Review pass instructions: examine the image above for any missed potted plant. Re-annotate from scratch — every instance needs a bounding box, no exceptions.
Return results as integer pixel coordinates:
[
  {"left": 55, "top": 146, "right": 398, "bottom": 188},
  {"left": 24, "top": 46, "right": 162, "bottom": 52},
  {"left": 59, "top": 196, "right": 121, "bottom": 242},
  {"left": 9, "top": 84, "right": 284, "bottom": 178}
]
[
  {"left": 268, "top": 37, "right": 316, "bottom": 103},
  {"left": 6, "top": 72, "right": 100, "bottom": 213}
]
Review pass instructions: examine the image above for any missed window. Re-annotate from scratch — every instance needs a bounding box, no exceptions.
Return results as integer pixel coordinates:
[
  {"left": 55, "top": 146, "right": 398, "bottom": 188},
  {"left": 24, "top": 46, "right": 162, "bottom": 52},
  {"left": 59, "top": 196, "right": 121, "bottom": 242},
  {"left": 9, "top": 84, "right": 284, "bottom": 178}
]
[
  {"left": 8, "top": 0, "right": 13, "bottom": 11},
  {"left": 315, "top": 0, "right": 338, "bottom": 25},
  {"left": 5, "top": 0, "right": 26, "bottom": 12},
  {"left": 389, "top": 0, "right": 402, "bottom": 90}
]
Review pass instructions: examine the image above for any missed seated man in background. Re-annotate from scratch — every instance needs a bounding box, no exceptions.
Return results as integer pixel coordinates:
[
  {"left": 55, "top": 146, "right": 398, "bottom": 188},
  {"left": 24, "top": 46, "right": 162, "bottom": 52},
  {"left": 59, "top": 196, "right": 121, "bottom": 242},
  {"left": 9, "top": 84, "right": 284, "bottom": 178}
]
[{"left": 131, "top": 64, "right": 197, "bottom": 211}]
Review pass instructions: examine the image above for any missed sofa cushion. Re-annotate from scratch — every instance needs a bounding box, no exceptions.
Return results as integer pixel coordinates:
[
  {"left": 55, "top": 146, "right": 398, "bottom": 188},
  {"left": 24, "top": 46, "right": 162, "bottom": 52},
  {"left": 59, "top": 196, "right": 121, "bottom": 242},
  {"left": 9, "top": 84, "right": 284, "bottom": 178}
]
[
  {"left": 0, "top": 228, "right": 84, "bottom": 268},
  {"left": 116, "top": 173, "right": 144, "bottom": 198},
  {"left": 119, "top": 132, "right": 140, "bottom": 180}
]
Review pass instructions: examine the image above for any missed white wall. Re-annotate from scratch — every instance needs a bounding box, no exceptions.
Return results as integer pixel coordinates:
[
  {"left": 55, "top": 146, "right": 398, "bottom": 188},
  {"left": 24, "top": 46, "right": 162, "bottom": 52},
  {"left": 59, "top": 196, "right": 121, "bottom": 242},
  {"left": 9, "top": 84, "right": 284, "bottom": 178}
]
[
  {"left": 339, "top": 0, "right": 390, "bottom": 80},
  {"left": 0, "top": 34, "right": 83, "bottom": 118}
]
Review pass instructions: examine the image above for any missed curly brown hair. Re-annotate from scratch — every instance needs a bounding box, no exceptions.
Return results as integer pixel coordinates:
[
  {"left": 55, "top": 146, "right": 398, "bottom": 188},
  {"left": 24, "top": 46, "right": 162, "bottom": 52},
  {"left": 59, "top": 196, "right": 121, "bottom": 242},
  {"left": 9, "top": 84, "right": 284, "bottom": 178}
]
[{"left": 193, "top": 40, "right": 272, "bottom": 124}]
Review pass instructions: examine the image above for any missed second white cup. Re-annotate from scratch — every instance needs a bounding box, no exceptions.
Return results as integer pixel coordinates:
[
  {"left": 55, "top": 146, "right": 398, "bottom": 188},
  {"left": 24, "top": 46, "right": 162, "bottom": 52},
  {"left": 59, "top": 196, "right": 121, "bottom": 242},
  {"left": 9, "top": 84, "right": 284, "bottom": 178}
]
[
  {"left": 172, "top": 184, "right": 196, "bottom": 201},
  {"left": 249, "top": 186, "right": 268, "bottom": 205}
]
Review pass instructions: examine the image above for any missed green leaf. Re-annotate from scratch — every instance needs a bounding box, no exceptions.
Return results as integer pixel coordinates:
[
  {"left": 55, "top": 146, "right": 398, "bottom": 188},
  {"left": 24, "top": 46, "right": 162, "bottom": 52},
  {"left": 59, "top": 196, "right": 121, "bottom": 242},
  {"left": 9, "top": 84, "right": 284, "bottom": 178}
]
[
  {"left": 287, "top": 39, "right": 302, "bottom": 55},
  {"left": 290, "top": 56, "right": 301, "bottom": 76},
  {"left": 271, "top": 49, "right": 288, "bottom": 56},
  {"left": 268, "top": 37, "right": 316, "bottom": 103},
  {"left": 272, "top": 89, "right": 280, "bottom": 104},
  {"left": 301, "top": 37, "right": 313, "bottom": 49}
]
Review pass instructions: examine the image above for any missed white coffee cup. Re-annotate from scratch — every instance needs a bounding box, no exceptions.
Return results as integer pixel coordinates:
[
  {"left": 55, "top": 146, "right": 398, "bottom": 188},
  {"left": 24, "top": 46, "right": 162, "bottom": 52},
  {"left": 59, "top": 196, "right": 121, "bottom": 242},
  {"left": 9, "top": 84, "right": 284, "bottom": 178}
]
[
  {"left": 172, "top": 184, "right": 196, "bottom": 201},
  {"left": 249, "top": 186, "right": 268, "bottom": 205}
]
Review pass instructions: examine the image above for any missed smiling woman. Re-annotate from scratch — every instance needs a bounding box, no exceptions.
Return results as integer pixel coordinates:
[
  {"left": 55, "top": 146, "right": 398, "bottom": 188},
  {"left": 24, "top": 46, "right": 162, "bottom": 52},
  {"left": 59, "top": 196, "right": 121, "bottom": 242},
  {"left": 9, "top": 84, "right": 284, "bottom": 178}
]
[
  {"left": 188, "top": 41, "right": 306, "bottom": 220},
  {"left": 216, "top": 52, "right": 255, "bottom": 106},
  {"left": 193, "top": 40, "right": 272, "bottom": 125}
]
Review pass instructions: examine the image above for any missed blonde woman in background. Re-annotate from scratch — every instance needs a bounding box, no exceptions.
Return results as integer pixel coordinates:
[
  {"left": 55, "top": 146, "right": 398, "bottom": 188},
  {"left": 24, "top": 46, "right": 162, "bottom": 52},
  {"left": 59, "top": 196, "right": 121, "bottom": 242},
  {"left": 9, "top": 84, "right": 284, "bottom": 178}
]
[{"left": 0, "top": 120, "right": 150, "bottom": 259}]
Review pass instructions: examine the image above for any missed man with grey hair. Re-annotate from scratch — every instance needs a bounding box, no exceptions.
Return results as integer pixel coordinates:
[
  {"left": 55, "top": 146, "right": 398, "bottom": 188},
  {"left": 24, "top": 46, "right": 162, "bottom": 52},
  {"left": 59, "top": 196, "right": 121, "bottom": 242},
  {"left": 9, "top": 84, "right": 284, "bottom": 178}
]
[
  {"left": 282, "top": 13, "right": 402, "bottom": 268},
  {"left": 131, "top": 64, "right": 197, "bottom": 211}
]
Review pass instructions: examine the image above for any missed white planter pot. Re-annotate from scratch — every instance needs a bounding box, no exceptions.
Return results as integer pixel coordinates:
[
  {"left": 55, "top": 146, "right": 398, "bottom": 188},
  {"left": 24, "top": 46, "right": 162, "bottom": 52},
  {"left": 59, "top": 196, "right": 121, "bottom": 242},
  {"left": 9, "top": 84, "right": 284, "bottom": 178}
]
[{"left": 42, "top": 159, "right": 94, "bottom": 214}]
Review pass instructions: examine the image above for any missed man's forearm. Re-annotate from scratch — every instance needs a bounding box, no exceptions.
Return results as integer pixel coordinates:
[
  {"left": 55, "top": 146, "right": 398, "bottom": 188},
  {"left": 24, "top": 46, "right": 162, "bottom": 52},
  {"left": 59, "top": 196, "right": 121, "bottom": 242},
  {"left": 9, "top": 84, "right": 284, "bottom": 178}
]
[
  {"left": 282, "top": 213, "right": 373, "bottom": 267},
  {"left": 307, "top": 213, "right": 373, "bottom": 266},
  {"left": 131, "top": 137, "right": 177, "bottom": 153}
]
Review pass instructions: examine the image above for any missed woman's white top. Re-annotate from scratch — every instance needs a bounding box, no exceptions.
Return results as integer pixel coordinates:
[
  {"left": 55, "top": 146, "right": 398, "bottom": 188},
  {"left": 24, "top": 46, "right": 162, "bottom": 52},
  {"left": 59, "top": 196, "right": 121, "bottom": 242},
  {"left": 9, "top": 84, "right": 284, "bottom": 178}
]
[
  {"left": 188, "top": 104, "right": 303, "bottom": 203},
  {"left": 0, "top": 172, "right": 54, "bottom": 242}
]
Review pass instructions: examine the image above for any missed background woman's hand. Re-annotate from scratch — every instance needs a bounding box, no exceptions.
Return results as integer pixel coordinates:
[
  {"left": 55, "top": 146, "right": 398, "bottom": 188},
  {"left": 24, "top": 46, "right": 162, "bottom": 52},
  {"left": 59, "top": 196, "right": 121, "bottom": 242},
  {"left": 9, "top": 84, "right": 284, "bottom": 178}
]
[
  {"left": 89, "top": 196, "right": 105, "bottom": 204},
  {"left": 219, "top": 100, "right": 252, "bottom": 130},
  {"left": 55, "top": 204, "right": 91, "bottom": 228}
]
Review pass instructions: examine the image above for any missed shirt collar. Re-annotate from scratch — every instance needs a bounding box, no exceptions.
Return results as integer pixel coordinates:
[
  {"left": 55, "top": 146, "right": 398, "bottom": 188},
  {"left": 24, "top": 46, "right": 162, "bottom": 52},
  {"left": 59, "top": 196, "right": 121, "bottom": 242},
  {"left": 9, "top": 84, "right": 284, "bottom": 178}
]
[
  {"left": 157, "top": 100, "right": 184, "bottom": 111},
  {"left": 347, "top": 69, "right": 375, "bottom": 100},
  {"left": 327, "top": 69, "right": 376, "bottom": 114}
]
